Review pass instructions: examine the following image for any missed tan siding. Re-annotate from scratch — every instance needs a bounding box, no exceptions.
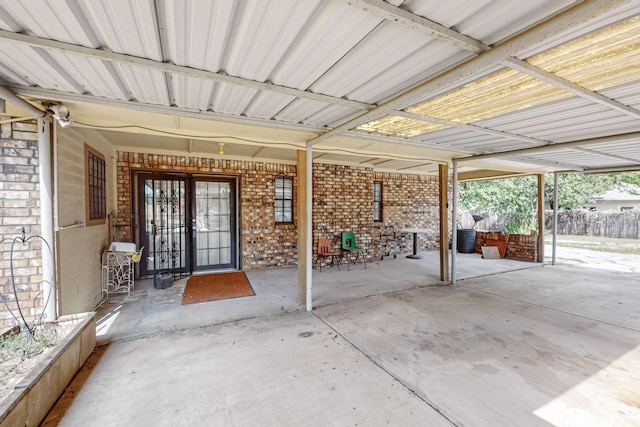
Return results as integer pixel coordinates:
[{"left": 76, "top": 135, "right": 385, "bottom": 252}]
[{"left": 56, "top": 128, "right": 115, "bottom": 315}]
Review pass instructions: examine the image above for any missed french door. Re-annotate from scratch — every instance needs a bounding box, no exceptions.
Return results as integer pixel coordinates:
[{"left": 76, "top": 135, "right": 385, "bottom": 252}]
[
  {"left": 137, "top": 173, "right": 237, "bottom": 278},
  {"left": 192, "top": 180, "right": 235, "bottom": 271}
]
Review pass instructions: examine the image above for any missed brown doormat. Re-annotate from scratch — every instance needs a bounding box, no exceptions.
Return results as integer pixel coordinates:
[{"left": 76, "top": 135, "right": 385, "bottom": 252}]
[{"left": 182, "top": 271, "right": 255, "bottom": 305}]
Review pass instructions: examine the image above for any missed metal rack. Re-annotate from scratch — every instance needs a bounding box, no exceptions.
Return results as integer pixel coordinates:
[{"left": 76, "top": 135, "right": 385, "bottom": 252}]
[
  {"left": 101, "top": 243, "right": 143, "bottom": 299},
  {"left": 377, "top": 226, "right": 398, "bottom": 260}
]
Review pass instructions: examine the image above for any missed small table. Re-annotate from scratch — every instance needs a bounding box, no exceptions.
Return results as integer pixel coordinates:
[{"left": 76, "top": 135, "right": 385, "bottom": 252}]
[{"left": 401, "top": 228, "right": 428, "bottom": 259}]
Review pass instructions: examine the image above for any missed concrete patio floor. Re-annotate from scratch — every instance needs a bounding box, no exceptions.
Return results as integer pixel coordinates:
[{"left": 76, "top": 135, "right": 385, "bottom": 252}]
[{"left": 43, "top": 251, "right": 640, "bottom": 426}]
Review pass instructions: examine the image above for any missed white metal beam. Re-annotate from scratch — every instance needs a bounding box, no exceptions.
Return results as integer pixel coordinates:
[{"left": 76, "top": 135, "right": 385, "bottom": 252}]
[
  {"left": 503, "top": 57, "right": 640, "bottom": 120},
  {"left": 348, "top": 0, "right": 487, "bottom": 53},
  {"left": 342, "top": 130, "right": 480, "bottom": 154},
  {"left": 307, "top": 0, "right": 629, "bottom": 146},
  {"left": 9, "top": 85, "right": 325, "bottom": 133},
  {"left": 0, "top": 29, "right": 374, "bottom": 111},
  {"left": 394, "top": 110, "right": 551, "bottom": 146},
  {"left": 0, "top": 86, "right": 46, "bottom": 117},
  {"left": 572, "top": 146, "right": 640, "bottom": 164},
  {"left": 457, "top": 131, "right": 640, "bottom": 162},
  {"left": 584, "top": 165, "right": 640, "bottom": 173}
]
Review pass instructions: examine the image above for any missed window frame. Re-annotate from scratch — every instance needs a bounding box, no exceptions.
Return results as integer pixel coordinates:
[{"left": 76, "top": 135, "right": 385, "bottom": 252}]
[
  {"left": 373, "top": 181, "right": 383, "bottom": 222},
  {"left": 84, "top": 144, "right": 107, "bottom": 226},
  {"left": 274, "top": 175, "right": 293, "bottom": 224}
]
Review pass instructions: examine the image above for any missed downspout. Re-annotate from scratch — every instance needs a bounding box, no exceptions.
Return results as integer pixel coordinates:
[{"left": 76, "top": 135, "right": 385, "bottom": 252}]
[
  {"left": 38, "top": 117, "right": 57, "bottom": 321},
  {"left": 451, "top": 160, "right": 458, "bottom": 284},
  {"left": 306, "top": 146, "right": 313, "bottom": 311},
  {"left": 552, "top": 172, "right": 559, "bottom": 265},
  {"left": 305, "top": 145, "right": 313, "bottom": 311}
]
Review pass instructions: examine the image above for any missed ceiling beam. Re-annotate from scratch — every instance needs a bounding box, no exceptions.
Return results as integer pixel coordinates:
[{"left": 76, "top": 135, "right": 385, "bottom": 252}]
[
  {"left": 306, "top": 0, "right": 629, "bottom": 147},
  {"left": 348, "top": 0, "right": 486, "bottom": 53},
  {"left": 572, "top": 146, "right": 640, "bottom": 164},
  {"left": 341, "top": 130, "right": 480, "bottom": 154},
  {"left": 503, "top": 57, "right": 640, "bottom": 120},
  {"left": 456, "top": 131, "right": 640, "bottom": 162},
  {"left": 393, "top": 110, "right": 550, "bottom": 146},
  {"left": 584, "top": 165, "right": 640, "bottom": 173},
  {"left": 0, "top": 86, "right": 46, "bottom": 117},
  {"left": 0, "top": 29, "right": 374, "bottom": 111},
  {"left": 8, "top": 85, "right": 325, "bottom": 133}
]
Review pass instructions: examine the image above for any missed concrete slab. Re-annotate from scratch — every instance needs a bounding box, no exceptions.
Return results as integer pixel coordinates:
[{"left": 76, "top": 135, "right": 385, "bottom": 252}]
[
  {"left": 315, "top": 265, "right": 640, "bottom": 426},
  {"left": 460, "top": 264, "right": 640, "bottom": 330},
  {"left": 95, "top": 250, "right": 534, "bottom": 344},
  {"left": 44, "top": 312, "right": 452, "bottom": 426},
  {"left": 44, "top": 251, "right": 640, "bottom": 426}
]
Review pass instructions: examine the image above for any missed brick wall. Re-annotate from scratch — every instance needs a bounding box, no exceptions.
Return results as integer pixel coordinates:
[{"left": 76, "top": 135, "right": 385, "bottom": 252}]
[
  {"left": 313, "top": 163, "right": 375, "bottom": 260},
  {"left": 116, "top": 152, "right": 297, "bottom": 269},
  {"left": 475, "top": 231, "right": 538, "bottom": 262},
  {"left": 0, "top": 119, "right": 42, "bottom": 331},
  {"left": 373, "top": 172, "right": 441, "bottom": 254},
  {"left": 117, "top": 152, "right": 444, "bottom": 271},
  {"left": 309, "top": 166, "right": 443, "bottom": 266}
]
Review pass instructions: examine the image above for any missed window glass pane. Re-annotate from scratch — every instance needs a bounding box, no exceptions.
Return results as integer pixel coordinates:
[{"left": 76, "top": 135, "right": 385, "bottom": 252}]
[
  {"left": 275, "top": 176, "right": 293, "bottom": 223},
  {"left": 373, "top": 181, "right": 382, "bottom": 221},
  {"left": 86, "top": 147, "right": 106, "bottom": 223},
  {"left": 283, "top": 179, "right": 292, "bottom": 199},
  {"left": 275, "top": 177, "right": 284, "bottom": 198}
]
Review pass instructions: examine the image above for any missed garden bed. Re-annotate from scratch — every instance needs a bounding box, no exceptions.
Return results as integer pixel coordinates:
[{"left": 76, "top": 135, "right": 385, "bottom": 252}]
[{"left": 0, "top": 312, "right": 95, "bottom": 427}]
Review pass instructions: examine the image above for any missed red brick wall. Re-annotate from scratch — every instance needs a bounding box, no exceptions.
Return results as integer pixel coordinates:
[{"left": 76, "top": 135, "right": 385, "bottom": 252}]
[
  {"left": 0, "top": 119, "right": 43, "bottom": 330},
  {"left": 117, "top": 152, "right": 444, "bottom": 271},
  {"left": 475, "top": 231, "right": 538, "bottom": 262},
  {"left": 313, "top": 163, "right": 375, "bottom": 259},
  {"left": 373, "top": 172, "right": 441, "bottom": 254},
  {"left": 116, "top": 152, "right": 297, "bottom": 269}
]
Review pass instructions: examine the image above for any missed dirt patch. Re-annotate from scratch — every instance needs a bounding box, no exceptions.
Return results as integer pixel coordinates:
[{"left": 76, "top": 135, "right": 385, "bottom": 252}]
[{"left": 0, "top": 324, "right": 72, "bottom": 402}]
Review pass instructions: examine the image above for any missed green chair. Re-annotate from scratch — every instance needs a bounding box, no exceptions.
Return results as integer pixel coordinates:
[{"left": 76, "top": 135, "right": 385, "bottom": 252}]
[{"left": 341, "top": 231, "right": 366, "bottom": 270}]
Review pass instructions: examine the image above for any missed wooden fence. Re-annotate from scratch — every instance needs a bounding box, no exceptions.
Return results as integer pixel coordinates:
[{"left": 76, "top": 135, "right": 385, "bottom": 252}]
[{"left": 474, "top": 210, "right": 640, "bottom": 239}]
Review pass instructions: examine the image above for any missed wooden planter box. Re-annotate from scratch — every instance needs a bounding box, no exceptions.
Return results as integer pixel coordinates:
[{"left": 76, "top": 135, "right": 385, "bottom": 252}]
[{"left": 0, "top": 312, "right": 96, "bottom": 427}]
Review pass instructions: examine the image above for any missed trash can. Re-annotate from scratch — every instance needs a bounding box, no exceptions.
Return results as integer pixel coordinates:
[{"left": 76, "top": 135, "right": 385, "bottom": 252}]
[{"left": 457, "top": 229, "right": 477, "bottom": 253}]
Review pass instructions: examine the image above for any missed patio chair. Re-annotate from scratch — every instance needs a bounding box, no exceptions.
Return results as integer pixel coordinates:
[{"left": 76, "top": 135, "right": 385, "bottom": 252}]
[
  {"left": 341, "top": 231, "right": 366, "bottom": 270},
  {"left": 315, "top": 238, "right": 341, "bottom": 271}
]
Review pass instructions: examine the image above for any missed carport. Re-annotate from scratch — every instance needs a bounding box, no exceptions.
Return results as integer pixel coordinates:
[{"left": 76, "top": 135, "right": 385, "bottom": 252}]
[
  {"left": 1, "top": 0, "right": 640, "bottom": 315},
  {"left": 1, "top": 2, "right": 640, "bottom": 424}
]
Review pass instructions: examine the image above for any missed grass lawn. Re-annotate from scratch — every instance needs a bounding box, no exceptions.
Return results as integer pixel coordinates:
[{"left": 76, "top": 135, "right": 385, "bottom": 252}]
[{"left": 544, "top": 234, "right": 640, "bottom": 255}]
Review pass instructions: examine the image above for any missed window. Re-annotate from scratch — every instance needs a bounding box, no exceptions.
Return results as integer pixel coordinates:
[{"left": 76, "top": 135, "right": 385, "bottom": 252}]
[
  {"left": 275, "top": 176, "right": 293, "bottom": 223},
  {"left": 85, "top": 144, "right": 106, "bottom": 226},
  {"left": 373, "top": 181, "right": 382, "bottom": 222}
]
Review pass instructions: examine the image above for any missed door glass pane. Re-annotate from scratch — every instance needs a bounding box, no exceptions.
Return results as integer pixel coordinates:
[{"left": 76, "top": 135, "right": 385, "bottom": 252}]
[{"left": 195, "top": 181, "right": 232, "bottom": 269}]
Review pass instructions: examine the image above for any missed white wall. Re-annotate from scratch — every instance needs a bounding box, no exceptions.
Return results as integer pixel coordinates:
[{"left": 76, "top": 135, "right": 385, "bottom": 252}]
[
  {"left": 56, "top": 127, "right": 115, "bottom": 315},
  {"left": 586, "top": 200, "right": 640, "bottom": 211}
]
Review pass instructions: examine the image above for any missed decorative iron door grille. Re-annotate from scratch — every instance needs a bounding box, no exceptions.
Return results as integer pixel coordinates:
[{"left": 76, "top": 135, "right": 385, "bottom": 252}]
[{"left": 141, "top": 177, "right": 187, "bottom": 278}]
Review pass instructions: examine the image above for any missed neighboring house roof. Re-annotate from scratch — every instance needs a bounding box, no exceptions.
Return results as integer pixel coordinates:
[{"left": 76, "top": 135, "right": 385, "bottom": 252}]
[{"left": 592, "top": 185, "right": 640, "bottom": 202}]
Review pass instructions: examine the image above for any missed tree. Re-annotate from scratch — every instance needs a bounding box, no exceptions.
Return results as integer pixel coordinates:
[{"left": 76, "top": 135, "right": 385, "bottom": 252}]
[
  {"left": 611, "top": 172, "right": 640, "bottom": 191},
  {"left": 459, "top": 172, "right": 613, "bottom": 233},
  {"left": 549, "top": 173, "right": 612, "bottom": 209},
  {"left": 460, "top": 176, "right": 538, "bottom": 233}
]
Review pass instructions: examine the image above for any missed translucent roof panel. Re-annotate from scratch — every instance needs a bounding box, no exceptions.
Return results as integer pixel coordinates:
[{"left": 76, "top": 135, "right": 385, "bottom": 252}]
[{"left": 527, "top": 16, "right": 640, "bottom": 92}]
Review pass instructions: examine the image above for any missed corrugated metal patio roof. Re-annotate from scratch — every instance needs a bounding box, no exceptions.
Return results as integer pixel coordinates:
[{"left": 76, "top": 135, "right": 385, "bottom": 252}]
[{"left": 1, "top": 0, "right": 640, "bottom": 178}]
